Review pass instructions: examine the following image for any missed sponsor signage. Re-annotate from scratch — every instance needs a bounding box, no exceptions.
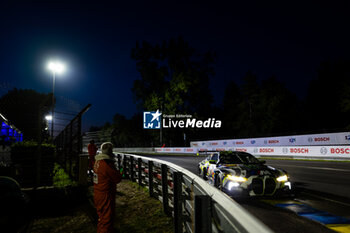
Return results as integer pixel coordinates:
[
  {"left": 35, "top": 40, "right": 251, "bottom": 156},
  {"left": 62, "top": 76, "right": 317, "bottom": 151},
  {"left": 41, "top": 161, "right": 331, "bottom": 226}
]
[
  {"left": 154, "top": 146, "right": 350, "bottom": 158},
  {"left": 191, "top": 132, "right": 350, "bottom": 147},
  {"left": 289, "top": 148, "right": 309, "bottom": 153},
  {"left": 259, "top": 148, "right": 274, "bottom": 153},
  {"left": 289, "top": 138, "right": 296, "bottom": 143},
  {"left": 330, "top": 147, "right": 350, "bottom": 154}
]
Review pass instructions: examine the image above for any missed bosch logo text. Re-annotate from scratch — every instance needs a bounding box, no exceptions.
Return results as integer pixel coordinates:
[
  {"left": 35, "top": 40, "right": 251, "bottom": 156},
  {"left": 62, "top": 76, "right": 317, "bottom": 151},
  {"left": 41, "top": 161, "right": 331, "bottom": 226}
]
[{"left": 330, "top": 148, "right": 350, "bottom": 154}]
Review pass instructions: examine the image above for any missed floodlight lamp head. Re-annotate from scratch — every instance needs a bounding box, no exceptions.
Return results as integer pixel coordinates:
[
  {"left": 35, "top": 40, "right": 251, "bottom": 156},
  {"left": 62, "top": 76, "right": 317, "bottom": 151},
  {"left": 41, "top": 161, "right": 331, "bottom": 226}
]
[
  {"left": 47, "top": 61, "right": 65, "bottom": 74},
  {"left": 45, "top": 115, "right": 53, "bottom": 121}
]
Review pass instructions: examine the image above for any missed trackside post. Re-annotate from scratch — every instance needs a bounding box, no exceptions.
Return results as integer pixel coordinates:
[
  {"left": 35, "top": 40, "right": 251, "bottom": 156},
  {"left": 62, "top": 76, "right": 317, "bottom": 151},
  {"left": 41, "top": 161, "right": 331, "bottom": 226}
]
[
  {"left": 161, "top": 164, "right": 170, "bottom": 215},
  {"left": 195, "top": 195, "right": 212, "bottom": 233},
  {"left": 130, "top": 156, "right": 135, "bottom": 181},
  {"left": 138, "top": 158, "right": 142, "bottom": 187},
  {"left": 148, "top": 161, "right": 154, "bottom": 197},
  {"left": 173, "top": 171, "right": 183, "bottom": 233},
  {"left": 123, "top": 155, "right": 128, "bottom": 179}
]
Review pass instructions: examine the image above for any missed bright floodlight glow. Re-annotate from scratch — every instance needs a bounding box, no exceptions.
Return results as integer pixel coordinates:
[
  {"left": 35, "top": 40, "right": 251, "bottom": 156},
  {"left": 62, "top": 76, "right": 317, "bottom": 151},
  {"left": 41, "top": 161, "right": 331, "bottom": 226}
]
[
  {"left": 45, "top": 115, "right": 53, "bottom": 121},
  {"left": 47, "top": 61, "right": 66, "bottom": 74}
]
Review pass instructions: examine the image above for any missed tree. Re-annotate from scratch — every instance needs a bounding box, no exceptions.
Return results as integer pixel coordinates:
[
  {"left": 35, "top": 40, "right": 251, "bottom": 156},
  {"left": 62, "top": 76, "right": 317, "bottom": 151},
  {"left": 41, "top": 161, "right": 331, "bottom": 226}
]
[
  {"left": 131, "top": 37, "right": 214, "bottom": 115},
  {"left": 222, "top": 80, "right": 243, "bottom": 137},
  {"left": 105, "top": 113, "right": 154, "bottom": 147},
  {"left": 0, "top": 88, "right": 52, "bottom": 141},
  {"left": 259, "top": 76, "right": 299, "bottom": 135},
  {"left": 131, "top": 37, "right": 215, "bottom": 145},
  {"left": 303, "top": 59, "right": 350, "bottom": 132},
  {"left": 239, "top": 71, "right": 262, "bottom": 137},
  {"left": 221, "top": 72, "right": 300, "bottom": 138}
]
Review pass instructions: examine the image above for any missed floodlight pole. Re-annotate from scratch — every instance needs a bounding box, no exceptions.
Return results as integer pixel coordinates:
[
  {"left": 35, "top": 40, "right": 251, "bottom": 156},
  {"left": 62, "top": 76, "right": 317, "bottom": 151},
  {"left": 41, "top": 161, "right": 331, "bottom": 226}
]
[
  {"left": 160, "top": 104, "right": 163, "bottom": 146},
  {"left": 51, "top": 70, "right": 56, "bottom": 141},
  {"left": 47, "top": 60, "right": 65, "bottom": 142}
]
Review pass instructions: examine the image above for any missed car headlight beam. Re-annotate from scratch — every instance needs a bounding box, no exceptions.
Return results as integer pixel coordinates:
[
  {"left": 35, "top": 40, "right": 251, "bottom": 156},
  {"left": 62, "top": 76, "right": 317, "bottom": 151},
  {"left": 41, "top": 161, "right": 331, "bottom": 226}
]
[
  {"left": 227, "top": 174, "right": 247, "bottom": 182},
  {"left": 227, "top": 182, "right": 240, "bottom": 190},
  {"left": 276, "top": 175, "right": 288, "bottom": 182}
]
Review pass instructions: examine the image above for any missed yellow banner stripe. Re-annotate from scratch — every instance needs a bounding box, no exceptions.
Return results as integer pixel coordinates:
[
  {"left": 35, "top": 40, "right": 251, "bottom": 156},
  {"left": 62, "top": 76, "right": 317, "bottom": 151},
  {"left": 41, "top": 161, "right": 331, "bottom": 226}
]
[{"left": 326, "top": 224, "right": 350, "bottom": 233}]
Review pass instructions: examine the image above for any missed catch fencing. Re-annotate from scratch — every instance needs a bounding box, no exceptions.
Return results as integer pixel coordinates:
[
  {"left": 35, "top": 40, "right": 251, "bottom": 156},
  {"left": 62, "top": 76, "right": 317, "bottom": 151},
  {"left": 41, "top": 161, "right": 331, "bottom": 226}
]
[
  {"left": 54, "top": 104, "right": 91, "bottom": 179},
  {"left": 116, "top": 152, "right": 272, "bottom": 233},
  {"left": 82, "top": 129, "right": 113, "bottom": 151}
]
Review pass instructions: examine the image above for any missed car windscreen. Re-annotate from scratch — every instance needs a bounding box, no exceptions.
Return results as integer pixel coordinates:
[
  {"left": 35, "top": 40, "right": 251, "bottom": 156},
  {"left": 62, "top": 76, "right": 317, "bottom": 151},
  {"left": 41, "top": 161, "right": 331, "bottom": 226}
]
[
  {"left": 219, "top": 155, "right": 242, "bottom": 164},
  {"left": 236, "top": 153, "right": 261, "bottom": 164},
  {"left": 211, "top": 153, "right": 218, "bottom": 161},
  {"left": 219, "top": 152, "right": 260, "bottom": 164}
]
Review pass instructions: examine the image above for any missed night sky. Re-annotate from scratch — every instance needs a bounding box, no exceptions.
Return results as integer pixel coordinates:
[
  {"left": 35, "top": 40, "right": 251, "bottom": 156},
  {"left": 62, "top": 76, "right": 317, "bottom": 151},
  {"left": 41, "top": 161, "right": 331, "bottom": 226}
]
[{"left": 1, "top": 1, "right": 349, "bottom": 132}]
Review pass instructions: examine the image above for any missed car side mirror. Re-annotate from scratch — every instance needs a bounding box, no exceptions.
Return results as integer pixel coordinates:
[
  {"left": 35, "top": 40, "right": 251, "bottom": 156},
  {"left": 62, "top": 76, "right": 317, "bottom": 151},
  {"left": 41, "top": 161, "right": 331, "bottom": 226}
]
[
  {"left": 260, "top": 160, "right": 266, "bottom": 164},
  {"left": 209, "top": 160, "right": 217, "bottom": 164}
]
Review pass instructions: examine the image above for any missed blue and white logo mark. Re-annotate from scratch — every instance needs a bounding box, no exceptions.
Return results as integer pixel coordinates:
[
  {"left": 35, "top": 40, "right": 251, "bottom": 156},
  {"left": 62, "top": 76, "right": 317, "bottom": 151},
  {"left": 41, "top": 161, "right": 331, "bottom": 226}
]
[{"left": 143, "top": 110, "right": 162, "bottom": 129}]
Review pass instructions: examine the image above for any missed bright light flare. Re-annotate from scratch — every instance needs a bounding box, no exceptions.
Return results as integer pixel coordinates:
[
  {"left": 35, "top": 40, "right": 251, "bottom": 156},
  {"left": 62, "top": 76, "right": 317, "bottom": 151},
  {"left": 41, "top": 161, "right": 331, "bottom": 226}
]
[
  {"left": 45, "top": 115, "right": 53, "bottom": 121},
  {"left": 227, "top": 175, "right": 247, "bottom": 182},
  {"left": 277, "top": 175, "right": 288, "bottom": 182},
  {"left": 284, "top": 181, "right": 292, "bottom": 190},
  {"left": 47, "top": 61, "right": 66, "bottom": 74},
  {"left": 227, "top": 182, "right": 240, "bottom": 190}
]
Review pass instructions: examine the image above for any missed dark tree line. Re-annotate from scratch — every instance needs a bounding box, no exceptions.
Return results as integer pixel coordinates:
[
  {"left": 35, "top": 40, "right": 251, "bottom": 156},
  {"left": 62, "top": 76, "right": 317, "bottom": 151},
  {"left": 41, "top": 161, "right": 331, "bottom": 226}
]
[
  {"left": 221, "top": 72, "right": 299, "bottom": 138},
  {"left": 89, "top": 37, "right": 350, "bottom": 147}
]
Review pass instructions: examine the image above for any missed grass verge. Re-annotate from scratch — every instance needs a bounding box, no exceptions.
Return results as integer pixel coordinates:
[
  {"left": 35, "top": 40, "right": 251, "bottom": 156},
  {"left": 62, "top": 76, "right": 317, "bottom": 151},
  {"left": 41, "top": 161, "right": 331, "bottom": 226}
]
[
  {"left": 27, "top": 179, "right": 173, "bottom": 233},
  {"left": 114, "top": 180, "right": 173, "bottom": 233}
]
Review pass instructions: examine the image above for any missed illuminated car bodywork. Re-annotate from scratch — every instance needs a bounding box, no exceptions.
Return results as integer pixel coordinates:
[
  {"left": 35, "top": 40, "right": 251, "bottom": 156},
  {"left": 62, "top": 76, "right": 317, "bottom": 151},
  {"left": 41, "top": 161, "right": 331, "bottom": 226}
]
[{"left": 198, "top": 151, "right": 291, "bottom": 197}]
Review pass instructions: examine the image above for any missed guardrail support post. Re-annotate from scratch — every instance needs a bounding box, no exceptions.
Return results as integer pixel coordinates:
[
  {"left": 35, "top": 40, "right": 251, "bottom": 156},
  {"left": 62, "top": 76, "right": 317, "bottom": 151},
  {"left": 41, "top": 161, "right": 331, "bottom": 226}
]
[
  {"left": 148, "top": 161, "right": 154, "bottom": 197},
  {"left": 161, "top": 164, "right": 169, "bottom": 215},
  {"left": 117, "top": 154, "right": 122, "bottom": 170},
  {"left": 194, "top": 195, "right": 212, "bottom": 233},
  {"left": 123, "top": 155, "right": 128, "bottom": 179},
  {"left": 130, "top": 156, "right": 135, "bottom": 182},
  {"left": 173, "top": 172, "right": 183, "bottom": 233},
  {"left": 138, "top": 158, "right": 142, "bottom": 187}
]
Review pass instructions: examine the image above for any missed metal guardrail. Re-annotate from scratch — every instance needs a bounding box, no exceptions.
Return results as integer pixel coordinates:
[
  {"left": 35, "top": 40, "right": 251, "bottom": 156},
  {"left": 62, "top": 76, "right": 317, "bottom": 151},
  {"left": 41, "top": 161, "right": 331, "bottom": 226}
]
[
  {"left": 116, "top": 153, "right": 273, "bottom": 233},
  {"left": 115, "top": 147, "right": 350, "bottom": 160}
]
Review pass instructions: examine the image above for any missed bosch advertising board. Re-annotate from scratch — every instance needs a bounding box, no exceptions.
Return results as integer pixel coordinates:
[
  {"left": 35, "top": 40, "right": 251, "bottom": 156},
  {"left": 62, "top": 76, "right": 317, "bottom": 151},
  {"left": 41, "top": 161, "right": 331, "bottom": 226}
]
[
  {"left": 154, "top": 146, "right": 350, "bottom": 158},
  {"left": 190, "top": 132, "right": 350, "bottom": 148}
]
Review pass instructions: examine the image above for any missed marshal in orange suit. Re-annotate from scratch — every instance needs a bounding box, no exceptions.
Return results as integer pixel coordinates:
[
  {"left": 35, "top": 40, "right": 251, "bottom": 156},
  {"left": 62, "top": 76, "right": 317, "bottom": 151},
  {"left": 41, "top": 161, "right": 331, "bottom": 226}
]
[{"left": 93, "top": 142, "right": 122, "bottom": 233}]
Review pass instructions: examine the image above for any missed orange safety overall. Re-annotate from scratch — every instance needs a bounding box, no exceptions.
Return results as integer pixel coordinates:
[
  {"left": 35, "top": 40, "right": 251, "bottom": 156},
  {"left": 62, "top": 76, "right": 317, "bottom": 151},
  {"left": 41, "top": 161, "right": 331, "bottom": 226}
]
[{"left": 93, "top": 157, "right": 122, "bottom": 233}]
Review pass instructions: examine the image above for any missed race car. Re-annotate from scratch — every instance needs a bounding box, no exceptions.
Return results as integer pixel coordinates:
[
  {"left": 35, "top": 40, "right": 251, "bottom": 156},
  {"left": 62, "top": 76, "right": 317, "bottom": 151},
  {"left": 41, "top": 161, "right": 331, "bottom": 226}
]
[{"left": 198, "top": 151, "right": 291, "bottom": 197}]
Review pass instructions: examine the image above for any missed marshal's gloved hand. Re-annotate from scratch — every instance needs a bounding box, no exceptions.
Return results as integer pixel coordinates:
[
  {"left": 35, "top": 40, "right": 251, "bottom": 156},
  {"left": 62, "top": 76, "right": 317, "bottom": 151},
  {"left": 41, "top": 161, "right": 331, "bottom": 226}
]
[{"left": 119, "top": 167, "right": 124, "bottom": 178}]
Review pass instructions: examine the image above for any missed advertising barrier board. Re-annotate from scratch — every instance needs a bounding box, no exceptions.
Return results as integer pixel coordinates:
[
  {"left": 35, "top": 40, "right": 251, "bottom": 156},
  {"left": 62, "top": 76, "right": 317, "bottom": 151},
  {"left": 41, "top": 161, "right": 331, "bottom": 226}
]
[
  {"left": 190, "top": 132, "right": 350, "bottom": 148},
  {"left": 154, "top": 146, "right": 350, "bottom": 159}
]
